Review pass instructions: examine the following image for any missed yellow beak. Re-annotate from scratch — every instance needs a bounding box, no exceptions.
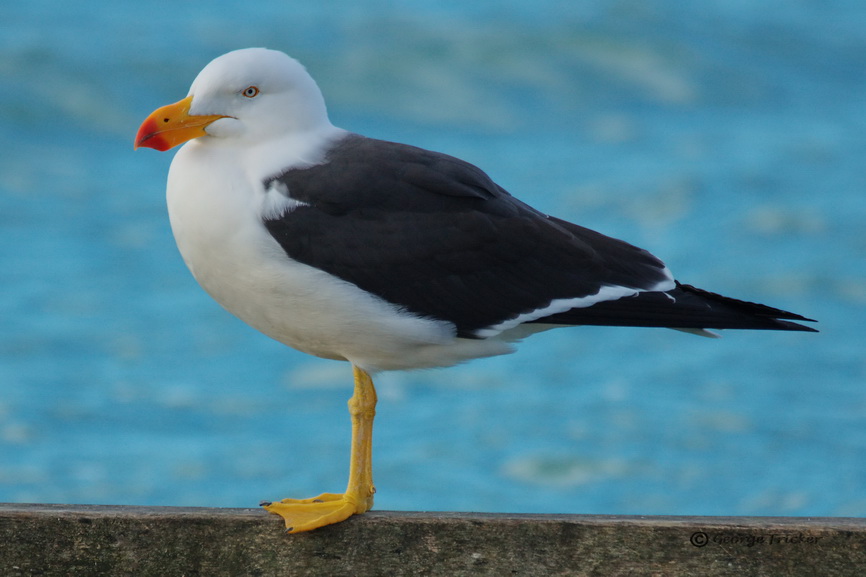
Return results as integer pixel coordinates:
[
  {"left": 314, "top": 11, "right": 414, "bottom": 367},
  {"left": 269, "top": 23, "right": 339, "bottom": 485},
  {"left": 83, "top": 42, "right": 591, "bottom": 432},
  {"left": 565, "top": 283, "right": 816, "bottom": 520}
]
[{"left": 134, "top": 95, "right": 229, "bottom": 151}]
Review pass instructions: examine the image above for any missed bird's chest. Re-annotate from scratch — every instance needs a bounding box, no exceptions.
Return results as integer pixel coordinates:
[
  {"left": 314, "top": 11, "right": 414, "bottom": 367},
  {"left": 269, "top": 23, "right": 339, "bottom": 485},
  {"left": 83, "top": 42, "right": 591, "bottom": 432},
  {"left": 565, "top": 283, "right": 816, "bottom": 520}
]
[
  {"left": 165, "top": 152, "right": 292, "bottom": 329},
  {"left": 167, "top": 153, "right": 258, "bottom": 280},
  {"left": 163, "top": 148, "right": 361, "bottom": 359}
]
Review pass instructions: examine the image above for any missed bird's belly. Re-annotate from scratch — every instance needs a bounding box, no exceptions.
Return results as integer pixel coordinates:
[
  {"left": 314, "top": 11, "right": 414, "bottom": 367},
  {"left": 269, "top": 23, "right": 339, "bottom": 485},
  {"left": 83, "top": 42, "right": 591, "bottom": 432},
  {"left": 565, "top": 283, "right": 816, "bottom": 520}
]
[
  {"left": 185, "top": 241, "right": 352, "bottom": 361},
  {"left": 170, "top": 208, "right": 401, "bottom": 362},
  {"left": 181, "top": 237, "right": 515, "bottom": 370}
]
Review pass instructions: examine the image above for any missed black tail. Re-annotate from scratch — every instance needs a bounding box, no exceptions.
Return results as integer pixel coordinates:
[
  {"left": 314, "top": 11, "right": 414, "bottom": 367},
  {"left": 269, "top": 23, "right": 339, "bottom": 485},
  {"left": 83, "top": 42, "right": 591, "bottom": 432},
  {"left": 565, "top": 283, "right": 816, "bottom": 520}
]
[{"left": 533, "top": 281, "right": 817, "bottom": 332}]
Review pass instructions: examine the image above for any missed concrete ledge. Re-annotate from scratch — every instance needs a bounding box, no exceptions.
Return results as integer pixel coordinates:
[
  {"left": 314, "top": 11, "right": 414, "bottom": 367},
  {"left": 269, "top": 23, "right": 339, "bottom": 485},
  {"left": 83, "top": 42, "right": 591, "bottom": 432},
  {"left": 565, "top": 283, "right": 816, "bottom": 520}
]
[{"left": 1, "top": 504, "right": 865, "bottom": 576}]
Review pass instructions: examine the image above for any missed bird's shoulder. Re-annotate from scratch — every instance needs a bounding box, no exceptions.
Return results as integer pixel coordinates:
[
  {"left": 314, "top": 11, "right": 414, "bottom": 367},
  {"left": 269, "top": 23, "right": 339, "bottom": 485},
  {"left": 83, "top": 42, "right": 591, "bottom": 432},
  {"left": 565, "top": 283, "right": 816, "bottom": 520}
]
[{"left": 263, "top": 133, "right": 523, "bottom": 215}]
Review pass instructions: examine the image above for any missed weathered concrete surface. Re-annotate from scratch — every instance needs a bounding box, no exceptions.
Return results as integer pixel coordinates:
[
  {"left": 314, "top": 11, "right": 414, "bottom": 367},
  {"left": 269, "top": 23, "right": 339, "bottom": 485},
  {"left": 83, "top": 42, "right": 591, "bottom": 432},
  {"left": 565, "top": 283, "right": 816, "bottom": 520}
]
[{"left": 1, "top": 504, "right": 864, "bottom": 576}]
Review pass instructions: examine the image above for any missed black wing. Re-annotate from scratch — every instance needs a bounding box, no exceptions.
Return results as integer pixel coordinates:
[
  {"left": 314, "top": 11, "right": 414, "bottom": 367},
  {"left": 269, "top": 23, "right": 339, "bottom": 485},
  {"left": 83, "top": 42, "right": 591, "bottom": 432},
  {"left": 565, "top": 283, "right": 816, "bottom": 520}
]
[
  {"left": 262, "top": 134, "right": 672, "bottom": 337},
  {"left": 535, "top": 281, "right": 817, "bottom": 332}
]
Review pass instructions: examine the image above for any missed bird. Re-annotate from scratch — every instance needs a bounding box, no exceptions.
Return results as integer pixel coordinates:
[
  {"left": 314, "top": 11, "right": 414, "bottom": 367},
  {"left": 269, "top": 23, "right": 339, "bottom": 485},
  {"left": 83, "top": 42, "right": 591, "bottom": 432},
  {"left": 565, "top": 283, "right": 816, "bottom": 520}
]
[{"left": 135, "top": 47, "right": 816, "bottom": 533}]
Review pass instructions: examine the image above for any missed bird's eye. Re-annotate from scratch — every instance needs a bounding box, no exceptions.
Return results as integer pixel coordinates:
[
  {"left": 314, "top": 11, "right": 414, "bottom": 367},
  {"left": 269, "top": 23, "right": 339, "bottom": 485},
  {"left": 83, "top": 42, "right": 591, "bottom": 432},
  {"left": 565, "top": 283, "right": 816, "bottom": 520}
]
[{"left": 242, "top": 86, "right": 260, "bottom": 98}]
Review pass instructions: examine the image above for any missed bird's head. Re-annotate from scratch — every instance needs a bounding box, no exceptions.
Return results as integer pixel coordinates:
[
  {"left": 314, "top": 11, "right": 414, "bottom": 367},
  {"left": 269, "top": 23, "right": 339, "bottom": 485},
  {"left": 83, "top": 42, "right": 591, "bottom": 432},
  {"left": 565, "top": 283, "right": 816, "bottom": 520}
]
[{"left": 135, "top": 48, "right": 330, "bottom": 151}]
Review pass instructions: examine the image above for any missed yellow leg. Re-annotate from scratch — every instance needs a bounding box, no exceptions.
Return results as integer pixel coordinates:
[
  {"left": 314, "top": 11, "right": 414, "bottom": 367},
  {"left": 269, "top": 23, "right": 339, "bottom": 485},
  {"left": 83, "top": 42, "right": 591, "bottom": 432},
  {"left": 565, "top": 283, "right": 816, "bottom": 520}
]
[{"left": 262, "top": 365, "right": 377, "bottom": 533}]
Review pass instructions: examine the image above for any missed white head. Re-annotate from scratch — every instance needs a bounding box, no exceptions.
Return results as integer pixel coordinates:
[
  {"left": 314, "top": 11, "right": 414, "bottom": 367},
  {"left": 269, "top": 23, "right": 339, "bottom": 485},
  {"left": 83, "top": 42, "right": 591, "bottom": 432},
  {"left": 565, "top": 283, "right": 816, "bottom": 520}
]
[
  {"left": 190, "top": 48, "right": 330, "bottom": 140},
  {"left": 135, "top": 48, "right": 333, "bottom": 151}
]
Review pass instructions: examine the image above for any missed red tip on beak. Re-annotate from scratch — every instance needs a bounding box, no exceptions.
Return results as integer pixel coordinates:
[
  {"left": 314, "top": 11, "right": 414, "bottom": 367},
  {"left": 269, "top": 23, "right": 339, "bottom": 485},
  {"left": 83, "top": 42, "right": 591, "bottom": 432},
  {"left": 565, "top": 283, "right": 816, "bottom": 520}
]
[{"left": 135, "top": 115, "right": 172, "bottom": 151}]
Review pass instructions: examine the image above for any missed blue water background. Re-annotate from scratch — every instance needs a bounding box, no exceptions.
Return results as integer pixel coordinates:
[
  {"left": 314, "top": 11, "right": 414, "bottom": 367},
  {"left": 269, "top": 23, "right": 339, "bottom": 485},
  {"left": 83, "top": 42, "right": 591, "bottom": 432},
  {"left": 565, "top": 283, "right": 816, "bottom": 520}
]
[{"left": 1, "top": 1, "right": 864, "bottom": 516}]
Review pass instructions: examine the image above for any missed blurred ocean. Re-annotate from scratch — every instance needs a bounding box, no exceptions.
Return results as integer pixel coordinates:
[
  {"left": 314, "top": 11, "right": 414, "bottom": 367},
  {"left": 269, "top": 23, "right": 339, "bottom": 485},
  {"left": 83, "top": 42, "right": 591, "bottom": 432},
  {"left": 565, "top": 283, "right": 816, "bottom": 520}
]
[{"left": 1, "top": 1, "right": 864, "bottom": 517}]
